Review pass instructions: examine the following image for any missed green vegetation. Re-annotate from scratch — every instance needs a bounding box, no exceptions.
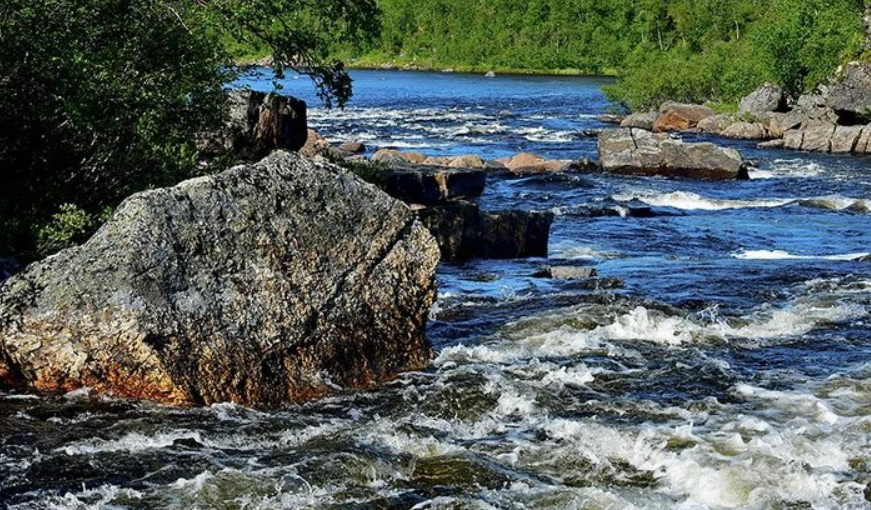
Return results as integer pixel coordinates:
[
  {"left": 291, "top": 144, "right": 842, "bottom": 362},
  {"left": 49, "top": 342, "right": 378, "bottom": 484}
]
[
  {"left": 343, "top": 0, "right": 867, "bottom": 109},
  {"left": 0, "top": 0, "right": 377, "bottom": 259}
]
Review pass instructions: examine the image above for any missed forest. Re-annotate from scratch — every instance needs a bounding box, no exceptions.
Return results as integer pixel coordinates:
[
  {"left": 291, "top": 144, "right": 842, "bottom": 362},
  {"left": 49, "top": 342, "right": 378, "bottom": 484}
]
[{"left": 338, "top": 0, "right": 869, "bottom": 109}]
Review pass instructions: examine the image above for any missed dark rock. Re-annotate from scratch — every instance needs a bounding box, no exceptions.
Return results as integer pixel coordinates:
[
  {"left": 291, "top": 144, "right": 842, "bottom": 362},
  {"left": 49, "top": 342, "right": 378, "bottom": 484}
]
[
  {"left": 565, "top": 158, "right": 599, "bottom": 173},
  {"left": 0, "top": 258, "right": 20, "bottom": 281},
  {"left": 739, "top": 83, "right": 788, "bottom": 117},
  {"left": 417, "top": 202, "right": 553, "bottom": 262},
  {"left": 0, "top": 152, "right": 440, "bottom": 409},
  {"left": 484, "top": 160, "right": 508, "bottom": 171},
  {"left": 382, "top": 165, "right": 487, "bottom": 206},
  {"left": 597, "top": 128, "right": 748, "bottom": 181},
  {"left": 566, "top": 278, "right": 625, "bottom": 291},
  {"left": 200, "top": 90, "right": 307, "bottom": 159},
  {"left": 826, "top": 63, "right": 871, "bottom": 124}
]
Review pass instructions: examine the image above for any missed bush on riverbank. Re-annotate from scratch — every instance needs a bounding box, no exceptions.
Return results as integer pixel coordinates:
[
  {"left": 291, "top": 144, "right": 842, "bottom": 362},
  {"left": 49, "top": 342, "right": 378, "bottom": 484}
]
[
  {"left": 0, "top": 0, "right": 377, "bottom": 260},
  {"left": 340, "top": 0, "right": 866, "bottom": 110}
]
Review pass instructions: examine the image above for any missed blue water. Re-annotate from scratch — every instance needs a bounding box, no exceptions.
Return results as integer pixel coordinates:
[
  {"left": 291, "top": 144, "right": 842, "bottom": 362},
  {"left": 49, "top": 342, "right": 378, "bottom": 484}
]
[{"left": 4, "top": 70, "right": 871, "bottom": 509}]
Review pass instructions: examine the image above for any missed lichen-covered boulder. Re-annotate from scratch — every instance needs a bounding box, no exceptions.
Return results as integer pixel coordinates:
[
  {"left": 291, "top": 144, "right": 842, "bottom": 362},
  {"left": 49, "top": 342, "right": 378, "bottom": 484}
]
[{"left": 0, "top": 152, "right": 440, "bottom": 409}]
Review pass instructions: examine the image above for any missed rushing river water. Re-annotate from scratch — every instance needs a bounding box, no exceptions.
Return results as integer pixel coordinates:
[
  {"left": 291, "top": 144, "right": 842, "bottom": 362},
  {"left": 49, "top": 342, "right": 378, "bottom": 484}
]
[{"left": 4, "top": 70, "right": 871, "bottom": 509}]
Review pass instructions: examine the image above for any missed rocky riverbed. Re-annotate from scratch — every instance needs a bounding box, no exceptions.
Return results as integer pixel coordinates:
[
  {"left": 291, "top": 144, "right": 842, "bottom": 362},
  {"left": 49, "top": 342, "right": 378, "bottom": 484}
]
[{"left": 3, "top": 70, "right": 871, "bottom": 509}]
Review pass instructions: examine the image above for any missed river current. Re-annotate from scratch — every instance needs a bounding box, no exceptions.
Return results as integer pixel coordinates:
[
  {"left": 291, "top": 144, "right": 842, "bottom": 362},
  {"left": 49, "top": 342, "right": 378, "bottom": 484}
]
[{"left": 3, "top": 71, "right": 871, "bottom": 509}]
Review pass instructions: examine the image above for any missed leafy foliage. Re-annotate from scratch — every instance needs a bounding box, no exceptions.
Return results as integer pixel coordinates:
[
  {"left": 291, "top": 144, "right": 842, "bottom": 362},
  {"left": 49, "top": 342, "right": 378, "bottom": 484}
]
[
  {"left": 347, "top": 0, "right": 866, "bottom": 109},
  {"left": 0, "top": 0, "right": 377, "bottom": 259}
]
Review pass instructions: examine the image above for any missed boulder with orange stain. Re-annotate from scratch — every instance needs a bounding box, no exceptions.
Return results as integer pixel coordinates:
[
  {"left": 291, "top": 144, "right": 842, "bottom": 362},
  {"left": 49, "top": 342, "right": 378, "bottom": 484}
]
[{"left": 0, "top": 151, "right": 440, "bottom": 409}]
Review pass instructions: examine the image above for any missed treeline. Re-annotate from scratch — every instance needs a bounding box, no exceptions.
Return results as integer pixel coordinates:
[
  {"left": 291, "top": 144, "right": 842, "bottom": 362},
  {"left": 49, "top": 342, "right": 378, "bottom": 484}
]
[{"left": 340, "top": 0, "right": 867, "bottom": 109}]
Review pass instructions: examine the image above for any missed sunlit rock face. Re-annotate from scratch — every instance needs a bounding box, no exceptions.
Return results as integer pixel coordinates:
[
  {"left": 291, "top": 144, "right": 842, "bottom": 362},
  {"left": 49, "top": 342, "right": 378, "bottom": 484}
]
[{"left": 0, "top": 151, "right": 440, "bottom": 409}]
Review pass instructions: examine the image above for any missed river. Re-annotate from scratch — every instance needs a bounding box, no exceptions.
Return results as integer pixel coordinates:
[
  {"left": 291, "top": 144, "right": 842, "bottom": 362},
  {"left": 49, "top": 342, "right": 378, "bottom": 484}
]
[{"left": 3, "top": 70, "right": 871, "bottom": 509}]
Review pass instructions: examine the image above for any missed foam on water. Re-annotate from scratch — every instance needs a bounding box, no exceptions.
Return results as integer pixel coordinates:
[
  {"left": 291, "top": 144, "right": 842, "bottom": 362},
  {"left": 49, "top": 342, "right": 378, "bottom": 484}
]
[
  {"left": 613, "top": 191, "right": 871, "bottom": 214},
  {"left": 733, "top": 250, "right": 870, "bottom": 261}
]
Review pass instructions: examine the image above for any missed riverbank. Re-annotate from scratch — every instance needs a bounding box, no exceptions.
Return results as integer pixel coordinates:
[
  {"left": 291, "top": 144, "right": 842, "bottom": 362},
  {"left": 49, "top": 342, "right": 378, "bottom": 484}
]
[{"left": 235, "top": 52, "right": 617, "bottom": 78}]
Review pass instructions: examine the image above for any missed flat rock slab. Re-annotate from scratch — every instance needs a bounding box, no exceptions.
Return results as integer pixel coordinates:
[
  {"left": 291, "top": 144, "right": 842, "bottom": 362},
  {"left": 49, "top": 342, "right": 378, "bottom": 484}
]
[
  {"left": 0, "top": 152, "right": 440, "bottom": 409},
  {"left": 382, "top": 165, "right": 487, "bottom": 205},
  {"left": 417, "top": 202, "right": 553, "bottom": 262},
  {"left": 598, "top": 128, "right": 748, "bottom": 180}
]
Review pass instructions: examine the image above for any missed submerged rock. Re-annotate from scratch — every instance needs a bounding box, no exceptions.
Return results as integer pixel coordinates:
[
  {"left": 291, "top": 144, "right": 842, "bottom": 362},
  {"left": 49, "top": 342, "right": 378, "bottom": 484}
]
[
  {"left": 0, "top": 152, "right": 440, "bottom": 409},
  {"left": 417, "top": 202, "right": 553, "bottom": 262},
  {"left": 597, "top": 128, "right": 748, "bottom": 181}
]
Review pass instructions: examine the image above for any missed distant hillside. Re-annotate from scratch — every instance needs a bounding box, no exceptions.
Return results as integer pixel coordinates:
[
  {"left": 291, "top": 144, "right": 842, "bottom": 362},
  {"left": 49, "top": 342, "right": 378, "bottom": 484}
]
[{"left": 336, "top": 0, "right": 867, "bottom": 109}]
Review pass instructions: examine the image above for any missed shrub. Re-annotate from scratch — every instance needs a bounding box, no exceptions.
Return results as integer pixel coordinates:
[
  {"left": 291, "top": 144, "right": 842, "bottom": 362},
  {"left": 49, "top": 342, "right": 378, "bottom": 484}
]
[{"left": 0, "top": 0, "right": 378, "bottom": 260}]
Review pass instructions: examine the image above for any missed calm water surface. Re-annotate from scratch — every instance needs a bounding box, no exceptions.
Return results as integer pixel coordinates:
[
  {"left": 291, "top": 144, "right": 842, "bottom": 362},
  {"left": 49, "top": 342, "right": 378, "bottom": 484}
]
[{"left": 3, "top": 70, "right": 871, "bottom": 509}]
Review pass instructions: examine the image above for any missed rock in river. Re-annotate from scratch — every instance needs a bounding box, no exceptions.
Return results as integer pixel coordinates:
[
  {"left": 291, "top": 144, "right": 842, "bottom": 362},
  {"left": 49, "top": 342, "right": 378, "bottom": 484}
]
[
  {"left": 382, "top": 165, "right": 487, "bottom": 205},
  {"left": 0, "top": 152, "right": 440, "bottom": 409},
  {"left": 597, "top": 128, "right": 749, "bottom": 181},
  {"left": 417, "top": 202, "right": 553, "bottom": 262}
]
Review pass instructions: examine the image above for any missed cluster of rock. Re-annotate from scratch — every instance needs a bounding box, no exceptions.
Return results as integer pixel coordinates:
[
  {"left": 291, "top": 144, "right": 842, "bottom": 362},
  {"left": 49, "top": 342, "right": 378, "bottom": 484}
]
[
  {"left": 0, "top": 152, "right": 440, "bottom": 409},
  {"left": 370, "top": 148, "right": 596, "bottom": 175},
  {"left": 367, "top": 162, "right": 554, "bottom": 262},
  {"left": 620, "top": 63, "right": 871, "bottom": 155}
]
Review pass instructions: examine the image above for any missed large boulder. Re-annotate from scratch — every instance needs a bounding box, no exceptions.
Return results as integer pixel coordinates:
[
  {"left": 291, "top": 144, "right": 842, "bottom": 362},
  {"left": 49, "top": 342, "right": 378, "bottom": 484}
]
[
  {"left": 200, "top": 90, "right": 307, "bottom": 159},
  {"left": 597, "top": 128, "right": 748, "bottom": 181},
  {"left": 825, "top": 63, "right": 871, "bottom": 123},
  {"left": 0, "top": 152, "right": 440, "bottom": 409},
  {"left": 382, "top": 165, "right": 487, "bottom": 205},
  {"left": 654, "top": 102, "right": 716, "bottom": 132},
  {"left": 739, "top": 83, "right": 787, "bottom": 117},
  {"left": 417, "top": 202, "right": 553, "bottom": 262}
]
